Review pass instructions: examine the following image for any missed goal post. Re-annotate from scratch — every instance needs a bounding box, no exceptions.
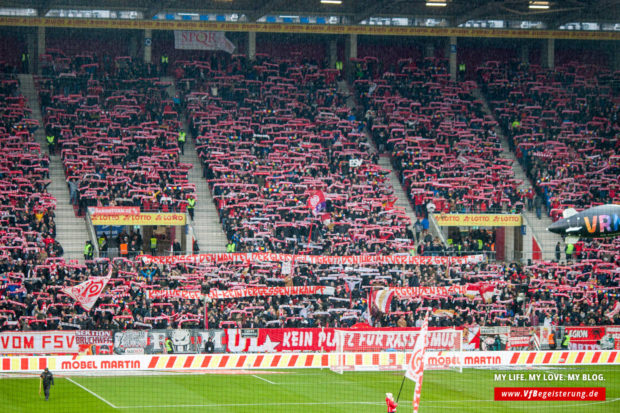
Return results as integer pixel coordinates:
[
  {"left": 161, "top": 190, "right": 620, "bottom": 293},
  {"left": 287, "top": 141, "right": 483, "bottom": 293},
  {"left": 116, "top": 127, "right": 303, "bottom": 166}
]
[{"left": 329, "top": 328, "right": 463, "bottom": 374}]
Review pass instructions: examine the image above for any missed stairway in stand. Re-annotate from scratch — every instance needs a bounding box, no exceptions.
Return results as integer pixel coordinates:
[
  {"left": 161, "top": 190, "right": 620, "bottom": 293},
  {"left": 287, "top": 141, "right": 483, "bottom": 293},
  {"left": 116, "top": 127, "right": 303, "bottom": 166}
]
[
  {"left": 163, "top": 77, "right": 228, "bottom": 253},
  {"left": 18, "top": 74, "right": 89, "bottom": 261}
]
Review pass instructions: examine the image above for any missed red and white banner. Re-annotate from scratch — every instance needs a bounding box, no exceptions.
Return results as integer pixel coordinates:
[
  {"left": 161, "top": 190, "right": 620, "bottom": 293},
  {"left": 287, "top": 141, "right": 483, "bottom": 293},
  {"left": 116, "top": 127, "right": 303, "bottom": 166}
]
[
  {"left": 89, "top": 206, "right": 140, "bottom": 216},
  {"left": 139, "top": 253, "right": 485, "bottom": 266},
  {"left": 148, "top": 286, "right": 335, "bottom": 301},
  {"left": 75, "top": 331, "right": 113, "bottom": 346},
  {"left": 508, "top": 327, "right": 539, "bottom": 349},
  {"left": 0, "top": 331, "right": 79, "bottom": 354},
  {"left": 174, "top": 31, "right": 235, "bottom": 53},
  {"left": 62, "top": 268, "right": 112, "bottom": 311},
  {"left": 336, "top": 328, "right": 460, "bottom": 352},
  {"left": 372, "top": 289, "right": 395, "bottom": 313},
  {"left": 406, "top": 312, "right": 429, "bottom": 413},
  {"left": 223, "top": 328, "right": 460, "bottom": 353},
  {"left": 565, "top": 326, "right": 606, "bottom": 350},
  {"left": 2, "top": 350, "right": 620, "bottom": 373},
  {"left": 225, "top": 328, "right": 336, "bottom": 353},
  {"left": 209, "top": 286, "right": 335, "bottom": 300},
  {"left": 147, "top": 290, "right": 203, "bottom": 300},
  {"left": 390, "top": 285, "right": 471, "bottom": 298},
  {"left": 606, "top": 326, "right": 620, "bottom": 350}
]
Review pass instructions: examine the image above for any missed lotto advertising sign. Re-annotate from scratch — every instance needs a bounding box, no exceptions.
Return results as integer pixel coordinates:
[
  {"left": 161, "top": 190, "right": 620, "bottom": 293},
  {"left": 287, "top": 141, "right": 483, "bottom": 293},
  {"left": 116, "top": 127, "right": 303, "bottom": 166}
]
[
  {"left": 91, "top": 212, "right": 186, "bottom": 226},
  {"left": 435, "top": 214, "right": 522, "bottom": 227}
]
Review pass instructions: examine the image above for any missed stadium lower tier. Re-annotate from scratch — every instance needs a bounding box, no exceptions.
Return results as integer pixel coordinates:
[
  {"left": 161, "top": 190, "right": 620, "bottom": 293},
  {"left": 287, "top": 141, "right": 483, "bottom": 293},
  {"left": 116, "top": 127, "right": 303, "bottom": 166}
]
[{"left": 2, "top": 350, "right": 620, "bottom": 373}]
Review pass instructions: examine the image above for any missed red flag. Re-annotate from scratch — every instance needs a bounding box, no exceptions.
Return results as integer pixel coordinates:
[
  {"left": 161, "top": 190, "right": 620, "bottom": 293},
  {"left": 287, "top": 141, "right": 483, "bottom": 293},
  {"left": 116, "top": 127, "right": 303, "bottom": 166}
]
[
  {"left": 307, "top": 190, "right": 326, "bottom": 216},
  {"left": 62, "top": 267, "right": 112, "bottom": 311},
  {"left": 405, "top": 311, "right": 429, "bottom": 413}
]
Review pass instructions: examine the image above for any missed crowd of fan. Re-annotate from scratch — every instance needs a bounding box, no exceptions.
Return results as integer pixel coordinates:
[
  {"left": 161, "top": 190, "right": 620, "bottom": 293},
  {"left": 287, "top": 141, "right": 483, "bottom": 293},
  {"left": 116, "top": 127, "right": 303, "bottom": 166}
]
[
  {"left": 180, "top": 54, "right": 414, "bottom": 256},
  {"left": 353, "top": 57, "right": 527, "bottom": 216},
  {"left": 36, "top": 49, "right": 195, "bottom": 217},
  {"left": 478, "top": 59, "right": 619, "bottom": 219},
  {"left": 0, "top": 51, "right": 618, "bottom": 334}
]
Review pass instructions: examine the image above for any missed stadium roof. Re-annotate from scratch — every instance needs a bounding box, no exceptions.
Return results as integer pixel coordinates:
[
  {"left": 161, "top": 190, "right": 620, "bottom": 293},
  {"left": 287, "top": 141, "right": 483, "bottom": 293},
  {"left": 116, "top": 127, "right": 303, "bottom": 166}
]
[{"left": 1, "top": 0, "right": 619, "bottom": 28}]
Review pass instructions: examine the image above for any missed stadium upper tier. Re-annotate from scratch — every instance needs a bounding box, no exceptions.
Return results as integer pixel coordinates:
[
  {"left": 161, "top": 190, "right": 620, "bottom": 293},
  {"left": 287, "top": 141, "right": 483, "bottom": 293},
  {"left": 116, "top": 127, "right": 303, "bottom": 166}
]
[
  {"left": 477, "top": 59, "right": 619, "bottom": 220},
  {"left": 36, "top": 50, "right": 195, "bottom": 217}
]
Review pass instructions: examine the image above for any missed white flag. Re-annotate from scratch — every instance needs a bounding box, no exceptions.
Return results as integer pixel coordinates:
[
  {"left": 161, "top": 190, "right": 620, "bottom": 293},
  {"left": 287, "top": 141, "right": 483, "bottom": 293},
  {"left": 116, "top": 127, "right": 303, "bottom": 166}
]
[
  {"left": 62, "top": 268, "right": 112, "bottom": 311},
  {"left": 372, "top": 289, "right": 395, "bottom": 313},
  {"left": 405, "top": 311, "right": 429, "bottom": 413},
  {"left": 174, "top": 31, "right": 235, "bottom": 53}
]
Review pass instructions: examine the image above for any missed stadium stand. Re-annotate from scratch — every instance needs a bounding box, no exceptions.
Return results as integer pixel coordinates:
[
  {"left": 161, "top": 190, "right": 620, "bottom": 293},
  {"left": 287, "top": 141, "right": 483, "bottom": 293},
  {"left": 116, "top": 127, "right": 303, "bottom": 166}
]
[
  {"left": 35, "top": 49, "right": 195, "bottom": 220},
  {"left": 1, "top": 48, "right": 617, "bottom": 333},
  {"left": 354, "top": 56, "right": 527, "bottom": 222},
  {"left": 477, "top": 59, "right": 620, "bottom": 221}
]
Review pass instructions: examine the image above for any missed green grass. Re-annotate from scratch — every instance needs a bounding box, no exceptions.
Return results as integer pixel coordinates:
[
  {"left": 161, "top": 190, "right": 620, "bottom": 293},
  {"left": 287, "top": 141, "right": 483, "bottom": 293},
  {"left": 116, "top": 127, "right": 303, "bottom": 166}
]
[{"left": 1, "top": 366, "right": 619, "bottom": 412}]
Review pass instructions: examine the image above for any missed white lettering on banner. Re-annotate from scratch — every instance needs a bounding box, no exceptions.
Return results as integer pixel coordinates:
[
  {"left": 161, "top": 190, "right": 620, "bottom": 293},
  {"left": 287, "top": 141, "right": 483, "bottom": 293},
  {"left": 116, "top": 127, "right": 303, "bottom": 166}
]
[
  {"left": 139, "top": 253, "right": 484, "bottom": 266},
  {"left": 90, "top": 207, "right": 140, "bottom": 216},
  {"left": 341, "top": 330, "right": 456, "bottom": 352},
  {"left": 317, "top": 330, "right": 335, "bottom": 348},
  {"left": 75, "top": 331, "right": 113, "bottom": 345},
  {"left": 0, "top": 332, "right": 79, "bottom": 353},
  {"left": 209, "top": 286, "right": 335, "bottom": 299},
  {"left": 148, "top": 290, "right": 203, "bottom": 300}
]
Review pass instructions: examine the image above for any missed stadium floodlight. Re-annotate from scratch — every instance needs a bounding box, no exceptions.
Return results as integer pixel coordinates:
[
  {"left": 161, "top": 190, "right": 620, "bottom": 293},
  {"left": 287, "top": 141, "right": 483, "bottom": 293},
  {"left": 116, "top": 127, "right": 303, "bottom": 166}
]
[
  {"left": 321, "top": 0, "right": 343, "bottom": 4},
  {"left": 529, "top": 1, "right": 550, "bottom": 9},
  {"left": 426, "top": 1, "right": 447, "bottom": 7}
]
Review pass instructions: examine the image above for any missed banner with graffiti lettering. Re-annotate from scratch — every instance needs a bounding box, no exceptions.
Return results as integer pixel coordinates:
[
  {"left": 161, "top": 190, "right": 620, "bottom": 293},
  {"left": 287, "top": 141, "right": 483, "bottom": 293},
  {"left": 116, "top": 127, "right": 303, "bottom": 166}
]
[
  {"left": 146, "top": 286, "right": 335, "bottom": 301},
  {"left": 564, "top": 326, "right": 607, "bottom": 350},
  {"left": 147, "top": 290, "right": 203, "bottom": 300},
  {"left": 138, "top": 253, "right": 485, "bottom": 266},
  {"left": 89, "top": 206, "right": 140, "bottom": 216},
  {"left": 209, "top": 286, "right": 335, "bottom": 300},
  {"left": 174, "top": 31, "right": 235, "bottom": 53},
  {"left": 387, "top": 285, "right": 470, "bottom": 298},
  {"left": 113, "top": 329, "right": 226, "bottom": 355}
]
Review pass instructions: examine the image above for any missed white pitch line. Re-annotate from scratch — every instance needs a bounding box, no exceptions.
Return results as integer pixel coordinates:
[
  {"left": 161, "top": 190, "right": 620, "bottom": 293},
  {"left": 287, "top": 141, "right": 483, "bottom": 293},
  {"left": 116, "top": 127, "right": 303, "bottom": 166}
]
[
  {"left": 65, "top": 377, "right": 118, "bottom": 409},
  {"left": 252, "top": 374, "right": 277, "bottom": 384},
  {"left": 116, "top": 401, "right": 384, "bottom": 409},
  {"left": 420, "top": 398, "right": 620, "bottom": 410},
  {"left": 115, "top": 398, "right": 620, "bottom": 410}
]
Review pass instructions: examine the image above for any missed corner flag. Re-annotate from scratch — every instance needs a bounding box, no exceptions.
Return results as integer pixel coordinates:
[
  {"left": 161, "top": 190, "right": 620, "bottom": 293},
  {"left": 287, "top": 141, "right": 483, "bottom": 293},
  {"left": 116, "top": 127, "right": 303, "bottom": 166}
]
[{"left": 405, "top": 311, "right": 429, "bottom": 412}]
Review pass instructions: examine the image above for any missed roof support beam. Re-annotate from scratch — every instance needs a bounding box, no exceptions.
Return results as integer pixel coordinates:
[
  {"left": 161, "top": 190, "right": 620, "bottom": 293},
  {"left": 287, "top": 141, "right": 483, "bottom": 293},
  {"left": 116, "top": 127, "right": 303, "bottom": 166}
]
[
  {"left": 353, "top": 0, "right": 394, "bottom": 24},
  {"left": 247, "top": 0, "right": 289, "bottom": 22},
  {"left": 454, "top": 2, "right": 500, "bottom": 26},
  {"left": 37, "top": 0, "right": 53, "bottom": 17}
]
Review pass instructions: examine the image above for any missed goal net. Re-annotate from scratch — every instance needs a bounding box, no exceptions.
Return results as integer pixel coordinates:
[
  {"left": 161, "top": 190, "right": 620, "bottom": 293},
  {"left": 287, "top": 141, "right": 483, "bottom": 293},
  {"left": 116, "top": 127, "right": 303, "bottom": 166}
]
[{"left": 330, "top": 328, "right": 463, "bottom": 374}]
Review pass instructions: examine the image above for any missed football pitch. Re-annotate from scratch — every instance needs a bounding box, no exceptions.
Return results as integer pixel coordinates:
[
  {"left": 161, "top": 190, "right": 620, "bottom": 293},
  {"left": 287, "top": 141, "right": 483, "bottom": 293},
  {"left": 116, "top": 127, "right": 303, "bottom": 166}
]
[{"left": 1, "top": 366, "right": 619, "bottom": 412}]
